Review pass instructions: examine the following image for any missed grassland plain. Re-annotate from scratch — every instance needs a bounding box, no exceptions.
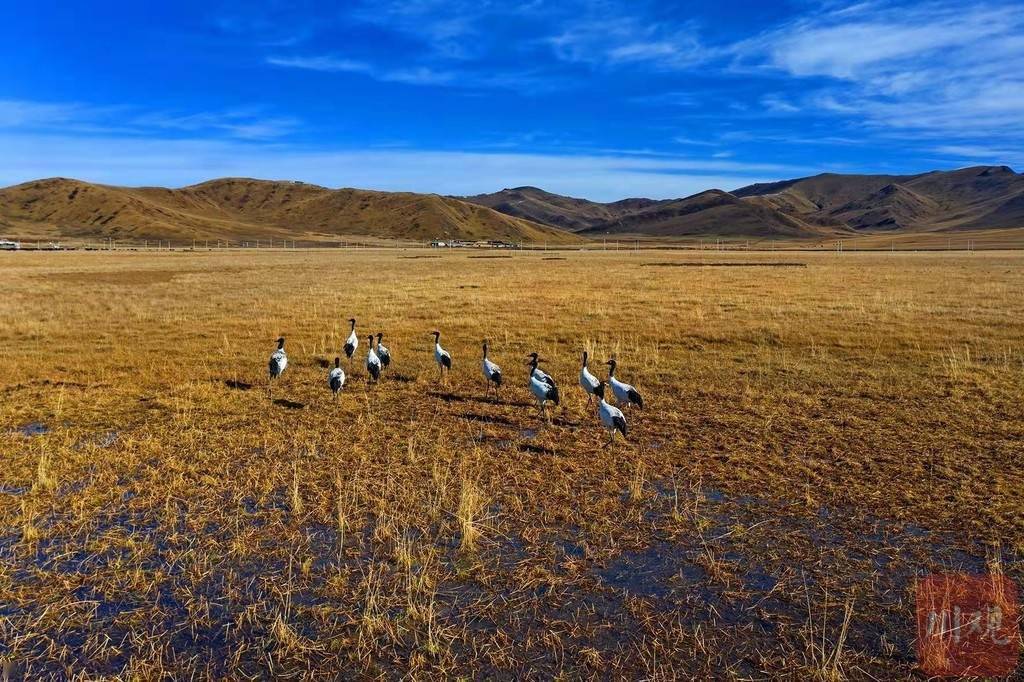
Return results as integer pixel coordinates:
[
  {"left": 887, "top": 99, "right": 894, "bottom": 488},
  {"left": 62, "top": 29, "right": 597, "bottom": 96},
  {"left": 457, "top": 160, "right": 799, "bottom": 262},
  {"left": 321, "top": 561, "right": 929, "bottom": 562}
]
[{"left": 1, "top": 248, "right": 1022, "bottom": 679}]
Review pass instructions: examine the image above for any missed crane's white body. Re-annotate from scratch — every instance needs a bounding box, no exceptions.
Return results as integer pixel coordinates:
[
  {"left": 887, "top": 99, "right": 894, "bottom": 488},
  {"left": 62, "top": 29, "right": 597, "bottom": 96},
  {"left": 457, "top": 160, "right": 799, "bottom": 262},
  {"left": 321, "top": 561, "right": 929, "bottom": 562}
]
[
  {"left": 598, "top": 396, "right": 627, "bottom": 440},
  {"left": 610, "top": 376, "right": 632, "bottom": 404},
  {"left": 328, "top": 366, "right": 345, "bottom": 395},
  {"left": 376, "top": 338, "right": 391, "bottom": 368},
  {"left": 344, "top": 328, "right": 359, "bottom": 358},
  {"left": 366, "top": 345, "right": 382, "bottom": 382},
  {"left": 267, "top": 338, "right": 288, "bottom": 399},
  {"left": 580, "top": 365, "right": 600, "bottom": 401},
  {"left": 269, "top": 349, "right": 288, "bottom": 378},
  {"left": 607, "top": 360, "right": 644, "bottom": 410},
  {"left": 434, "top": 342, "right": 451, "bottom": 369},
  {"left": 482, "top": 357, "right": 501, "bottom": 383},
  {"left": 532, "top": 365, "right": 555, "bottom": 387},
  {"left": 530, "top": 374, "right": 555, "bottom": 408}
]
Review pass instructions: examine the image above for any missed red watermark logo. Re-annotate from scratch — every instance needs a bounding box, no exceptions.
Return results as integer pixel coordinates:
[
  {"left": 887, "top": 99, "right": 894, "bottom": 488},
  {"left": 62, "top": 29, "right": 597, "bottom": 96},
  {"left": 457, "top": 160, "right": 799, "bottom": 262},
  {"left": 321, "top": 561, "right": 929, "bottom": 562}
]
[{"left": 916, "top": 573, "right": 1019, "bottom": 677}]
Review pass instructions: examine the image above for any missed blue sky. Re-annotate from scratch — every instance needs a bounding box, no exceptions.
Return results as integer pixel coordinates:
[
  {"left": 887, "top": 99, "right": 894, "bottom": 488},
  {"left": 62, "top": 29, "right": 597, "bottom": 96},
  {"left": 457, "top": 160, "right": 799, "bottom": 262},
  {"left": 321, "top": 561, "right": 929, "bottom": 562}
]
[{"left": 1, "top": 0, "right": 1021, "bottom": 200}]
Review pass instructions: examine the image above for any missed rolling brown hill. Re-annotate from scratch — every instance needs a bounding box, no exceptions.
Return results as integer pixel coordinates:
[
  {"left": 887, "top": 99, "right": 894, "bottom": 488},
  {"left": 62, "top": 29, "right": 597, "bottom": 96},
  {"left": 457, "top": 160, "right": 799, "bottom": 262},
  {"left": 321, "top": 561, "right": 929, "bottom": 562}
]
[
  {"left": 469, "top": 166, "right": 1024, "bottom": 239},
  {"left": 0, "top": 178, "right": 582, "bottom": 244}
]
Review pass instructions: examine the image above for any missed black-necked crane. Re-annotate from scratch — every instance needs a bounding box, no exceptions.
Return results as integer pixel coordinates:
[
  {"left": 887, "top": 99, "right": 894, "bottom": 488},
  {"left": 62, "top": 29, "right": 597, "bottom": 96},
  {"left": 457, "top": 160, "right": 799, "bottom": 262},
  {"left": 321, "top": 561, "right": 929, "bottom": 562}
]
[
  {"left": 432, "top": 331, "right": 452, "bottom": 381},
  {"left": 343, "top": 318, "right": 358, "bottom": 360},
  {"left": 593, "top": 381, "right": 628, "bottom": 443},
  {"left": 366, "top": 335, "right": 382, "bottom": 383},
  {"left": 526, "top": 352, "right": 556, "bottom": 389},
  {"left": 268, "top": 337, "right": 287, "bottom": 399},
  {"left": 328, "top": 356, "right": 345, "bottom": 400},
  {"left": 481, "top": 340, "right": 502, "bottom": 399},
  {"left": 579, "top": 350, "right": 600, "bottom": 405},
  {"left": 606, "top": 358, "right": 644, "bottom": 410},
  {"left": 527, "top": 354, "right": 559, "bottom": 421},
  {"left": 375, "top": 333, "right": 391, "bottom": 371}
]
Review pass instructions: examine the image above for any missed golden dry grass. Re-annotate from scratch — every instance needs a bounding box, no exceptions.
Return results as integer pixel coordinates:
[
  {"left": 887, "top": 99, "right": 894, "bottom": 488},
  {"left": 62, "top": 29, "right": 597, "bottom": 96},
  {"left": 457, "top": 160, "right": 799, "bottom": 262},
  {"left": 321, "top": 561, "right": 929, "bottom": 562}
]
[{"left": 1, "top": 248, "right": 1022, "bottom": 678}]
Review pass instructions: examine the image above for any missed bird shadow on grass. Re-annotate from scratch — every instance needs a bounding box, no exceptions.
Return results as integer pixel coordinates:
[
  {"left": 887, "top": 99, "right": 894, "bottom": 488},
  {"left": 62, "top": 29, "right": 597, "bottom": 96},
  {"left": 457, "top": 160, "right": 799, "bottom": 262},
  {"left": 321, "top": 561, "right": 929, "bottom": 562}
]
[
  {"left": 224, "top": 379, "right": 253, "bottom": 391},
  {"left": 458, "top": 412, "right": 514, "bottom": 426},
  {"left": 551, "top": 417, "right": 581, "bottom": 428},
  {"left": 388, "top": 373, "right": 416, "bottom": 383},
  {"left": 273, "top": 398, "right": 305, "bottom": 410},
  {"left": 315, "top": 358, "right": 332, "bottom": 369},
  {"left": 429, "top": 391, "right": 531, "bottom": 408},
  {"left": 518, "top": 442, "right": 557, "bottom": 455}
]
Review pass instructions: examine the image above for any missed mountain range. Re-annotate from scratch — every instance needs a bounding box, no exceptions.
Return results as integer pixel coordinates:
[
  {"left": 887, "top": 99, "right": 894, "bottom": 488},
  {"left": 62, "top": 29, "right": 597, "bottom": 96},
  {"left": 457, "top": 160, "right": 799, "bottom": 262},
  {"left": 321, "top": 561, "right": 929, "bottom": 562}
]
[
  {"left": 1, "top": 166, "right": 1021, "bottom": 244},
  {"left": 465, "top": 166, "right": 1024, "bottom": 239}
]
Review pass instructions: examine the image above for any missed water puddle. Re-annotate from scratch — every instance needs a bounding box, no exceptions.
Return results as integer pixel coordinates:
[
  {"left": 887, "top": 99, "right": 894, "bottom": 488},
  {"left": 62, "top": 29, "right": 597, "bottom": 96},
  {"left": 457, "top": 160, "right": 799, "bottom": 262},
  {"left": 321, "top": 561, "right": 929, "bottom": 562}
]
[
  {"left": 96, "top": 431, "right": 119, "bottom": 448},
  {"left": 17, "top": 422, "right": 49, "bottom": 437}
]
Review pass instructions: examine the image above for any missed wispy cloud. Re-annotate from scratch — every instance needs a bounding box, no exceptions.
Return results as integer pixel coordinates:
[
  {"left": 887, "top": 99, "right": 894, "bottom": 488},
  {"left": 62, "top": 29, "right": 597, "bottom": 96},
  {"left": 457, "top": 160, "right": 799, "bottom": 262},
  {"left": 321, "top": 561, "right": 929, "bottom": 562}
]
[
  {"left": 672, "top": 136, "right": 718, "bottom": 147},
  {"left": 0, "top": 132, "right": 810, "bottom": 201},
  {"left": 760, "top": 95, "right": 800, "bottom": 114},
  {"left": 931, "top": 144, "right": 1024, "bottom": 168},
  {"left": 267, "top": 55, "right": 457, "bottom": 85},
  {"left": 131, "top": 109, "right": 300, "bottom": 139},
  {"left": 732, "top": 1, "right": 1024, "bottom": 138},
  {"left": 0, "top": 99, "right": 299, "bottom": 140},
  {"left": 0, "top": 100, "right": 97, "bottom": 127},
  {"left": 265, "top": 55, "right": 370, "bottom": 74},
  {"left": 267, "top": 2, "right": 711, "bottom": 93},
  {"left": 266, "top": 53, "right": 561, "bottom": 91},
  {"left": 629, "top": 91, "right": 700, "bottom": 107},
  {"left": 548, "top": 15, "right": 707, "bottom": 70}
]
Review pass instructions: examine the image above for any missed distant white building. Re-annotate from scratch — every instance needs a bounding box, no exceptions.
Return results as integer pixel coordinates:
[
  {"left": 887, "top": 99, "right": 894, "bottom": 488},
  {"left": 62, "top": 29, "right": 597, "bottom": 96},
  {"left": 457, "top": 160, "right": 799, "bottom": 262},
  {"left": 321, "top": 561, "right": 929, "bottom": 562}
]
[
  {"left": 430, "top": 240, "right": 447, "bottom": 248},
  {"left": 0, "top": 239, "right": 20, "bottom": 251}
]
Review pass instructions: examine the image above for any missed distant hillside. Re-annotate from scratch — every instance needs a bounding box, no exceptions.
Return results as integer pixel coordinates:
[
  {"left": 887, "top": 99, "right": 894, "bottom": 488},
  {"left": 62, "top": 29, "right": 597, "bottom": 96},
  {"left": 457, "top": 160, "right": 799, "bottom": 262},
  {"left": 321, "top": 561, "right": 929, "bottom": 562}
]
[
  {"left": 733, "top": 166, "right": 1024, "bottom": 232},
  {"left": 0, "top": 178, "right": 582, "bottom": 244},
  {"left": 469, "top": 166, "right": 1024, "bottom": 238},
  {"left": 462, "top": 186, "right": 661, "bottom": 232},
  {"left": 578, "top": 190, "right": 837, "bottom": 238}
]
